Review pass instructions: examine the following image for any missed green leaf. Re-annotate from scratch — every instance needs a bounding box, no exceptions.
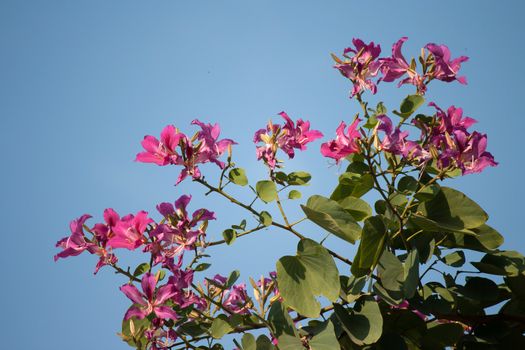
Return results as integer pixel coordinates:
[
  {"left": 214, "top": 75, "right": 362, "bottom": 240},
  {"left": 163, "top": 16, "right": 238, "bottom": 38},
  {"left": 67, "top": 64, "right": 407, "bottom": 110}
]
[
  {"left": 209, "top": 314, "right": 233, "bottom": 339},
  {"left": 472, "top": 250, "right": 525, "bottom": 277},
  {"left": 133, "top": 263, "right": 150, "bottom": 277},
  {"left": 373, "top": 282, "right": 403, "bottom": 306},
  {"left": 377, "top": 250, "right": 404, "bottom": 292},
  {"left": 460, "top": 277, "right": 500, "bottom": 302},
  {"left": 194, "top": 263, "right": 211, "bottom": 272},
  {"left": 287, "top": 171, "right": 311, "bottom": 185},
  {"left": 421, "top": 322, "right": 464, "bottom": 350},
  {"left": 256, "top": 335, "right": 276, "bottom": 350},
  {"left": 334, "top": 296, "right": 383, "bottom": 345},
  {"left": 338, "top": 196, "right": 372, "bottom": 221},
  {"left": 259, "top": 211, "right": 272, "bottom": 227},
  {"left": 276, "top": 335, "right": 303, "bottom": 350},
  {"left": 288, "top": 190, "right": 302, "bottom": 200},
  {"left": 331, "top": 173, "right": 374, "bottom": 200},
  {"left": 229, "top": 168, "right": 248, "bottom": 186},
  {"left": 438, "top": 224, "right": 503, "bottom": 252},
  {"left": 309, "top": 320, "right": 339, "bottom": 350},
  {"left": 394, "top": 94, "right": 425, "bottom": 120},
  {"left": 256, "top": 180, "right": 278, "bottom": 203},
  {"left": 226, "top": 270, "right": 240, "bottom": 288},
  {"left": 403, "top": 250, "right": 419, "bottom": 299},
  {"left": 276, "top": 239, "right": 340, "bottom": 317},
  {"left": 351, "top": 216, "right": 387, "bottom": 277},
  {"left": 222, "top": 229, "right": 237, "bottom": 245},
  {"left": 414, "top": 184, "right": 440, "bottom": 202},
  {"left": 397, "top": 176, "right": 418, "bottom": 194},
  {"left": 156, "top": 269, "right": 166, "bottom": 281},
  {"left": 274, "top": 171, "right": 288, "bottom": 184},
  {"left": 412, "top": 187, "right": 488, "bottom": 233},
  {"left": 442, "top": 251, "right": 465, "bottom": 267},
  {"left": 242, "top": 333, "right": 256, "bottom": 350},
  {"left": 340, "top": 275, "right": 367, "bottom": 303},
  {"left": 268, "top": 301, "right": 297, "bottom": 338},
  {"left": 301, "top": 195, "right": 362, "bottom": 244}
]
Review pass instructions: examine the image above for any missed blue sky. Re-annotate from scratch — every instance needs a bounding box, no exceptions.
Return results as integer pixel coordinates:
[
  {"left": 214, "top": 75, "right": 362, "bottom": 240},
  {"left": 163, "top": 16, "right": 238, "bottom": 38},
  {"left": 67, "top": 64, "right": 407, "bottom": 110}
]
[{"left": 1, "top": 1, "right": 524, "bottom": 349}]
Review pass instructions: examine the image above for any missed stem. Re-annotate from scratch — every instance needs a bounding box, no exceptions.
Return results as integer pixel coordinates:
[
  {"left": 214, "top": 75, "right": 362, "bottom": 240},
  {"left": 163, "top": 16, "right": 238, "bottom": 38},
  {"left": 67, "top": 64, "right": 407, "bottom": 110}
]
[
  {"left": 194, "top": 177, "right": 356, "bottom": 268},
  {"left": 112, "top": 264, "right": 140, "bottom": 282},
  {"left": 206, "top": 226, "right": 266, "bottom": 247}
]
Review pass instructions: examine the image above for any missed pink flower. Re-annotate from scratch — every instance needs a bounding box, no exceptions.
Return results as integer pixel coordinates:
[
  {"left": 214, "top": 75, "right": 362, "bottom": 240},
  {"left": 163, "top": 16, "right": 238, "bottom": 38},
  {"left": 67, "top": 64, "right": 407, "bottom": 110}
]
[
  {"left": 254, "top": 112, "right": 322, "bottom": 169},
  {"left": 452, "top": 130, "right": 498, "bottom": 175},
  {"left": 107, "top": 211, "right": 153, "bottom": 250},
  {"left": 136, "top": 125, "right": 185, "bottom": 166},
  {"left": 429, "top": 103, "right": 477, "bottom": 134},
  {"left": 320, "top": 119, "right": 361, "bottom": 162},
  {"left": 146, "top": 195, "right": 215, "bottom": 265},
  {"left": 136, "top": 121, "right": 236, "bottom": 185},
  {"left": 425, "top": 43, "right": 469, "bottom": 85},
  {"left": 90, "top": 208, "right": 121, "bottom": 274},
  {"left": 414, "top": 102, "right": 497, "bottom": 175},
  {"left": 223, "top": 283, "right": 251, "bottom": 315},
  {"left": 120, "top": 273, "right": 178, "bottom": 321},
  {"left": 54, "top": 214, "right": 95, "bottom": 261},
  {"left": 376, "top": 115, "right": 410, "bottom": 155},
  {"left": 379, "top": 37, "right": 427, "bottom": 94},
  {"left": 333, "top": 39, "right": 382, "bottom": 97}
]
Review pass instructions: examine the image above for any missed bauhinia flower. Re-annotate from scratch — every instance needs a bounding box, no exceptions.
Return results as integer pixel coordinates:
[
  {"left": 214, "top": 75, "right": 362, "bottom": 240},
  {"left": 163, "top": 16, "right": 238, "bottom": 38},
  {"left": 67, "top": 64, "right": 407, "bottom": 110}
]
[
  {"left": 333, "top": 38, "right": 382, "bottom": 97},
  {"left": 223, "top": 283, "right": 251, "bottom": 315},
  {"left": 379, "top": 37, "right": 427, "bottom": 94},
  {"left": 375, "top": 115, "right": 410, "bottom": 155},
  {"left": 136, "top": 120, "right": 236, "bottom": 184},
  {"left": 254, "top": 112, "right": 322, "bottom": 169},
  {"left": 320, "top": 118, "right": 361, "bottom": 162},
  {"left": 120, "top": 273, "right": 178, "bottom": 321},
  {"left": 54, "top": 214, "right": 95, "bottom": 261},
  {"left": 145, "top": 195, "right": 215, "bottom": 264},
  {"left": 425, "top": 43, "right": 469, "bottom": 85},
  {"left": 107, "top": 211, "right": 153, "bottom": 250},
  {"left": 451, "top": 130, "right": 498, "bottom": 175},
  {"left": 416, "top": 102, "right": 497, "bottom": 175}
]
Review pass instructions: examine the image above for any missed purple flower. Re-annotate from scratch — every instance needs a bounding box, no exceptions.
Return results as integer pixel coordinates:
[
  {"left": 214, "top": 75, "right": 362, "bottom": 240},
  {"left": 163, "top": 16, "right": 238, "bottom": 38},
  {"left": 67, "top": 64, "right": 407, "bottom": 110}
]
[
  {"left": 136, "top": 121, "right": 236, "bottom": 185},
  {"left": 429, "top": 103, "right": 477, "bottom": 134},
  {"left": 120, "top": 273, "right": 179, "bottom": 321},
  {"left": 254, "top": 112, "right": 322, "bottom": 169},
  {"left": 107, "top": 211, "right": 153, "bottom": 250},
  {"left": 425, "top": 43, "right": 469, "bottom": 85},
  {"left": 379, "top": 37, "right": 427, "bottom": 94},
  {"left": 320, "top": 119, "right": 361, "bottom": 162},
  {"left": 415, "top": 102, "right": 497, "bottom": 175},
  {"left": 54, "top": 214, "right": 95, "bottom": 261},
  {"left": 334, "top": 39, "right": 382, "bottom": 97},
  {"left": 145, "top": 195, "right": 215, "bottom": 265},
  {"left": 376, "top": 115, "right": 410, "bottom": 155},
  {"left": 223, "top": 283, "right": 251, "bottom": 315},
  {"left": 452, "top": 130, "right": 498, "bottom": 175}
]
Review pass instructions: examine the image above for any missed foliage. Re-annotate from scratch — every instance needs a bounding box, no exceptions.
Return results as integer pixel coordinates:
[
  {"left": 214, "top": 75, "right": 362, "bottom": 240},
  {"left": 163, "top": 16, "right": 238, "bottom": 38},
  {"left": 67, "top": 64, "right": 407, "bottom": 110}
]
[{"left": 54, "top": 37, "right": 525, "bottom": 350}]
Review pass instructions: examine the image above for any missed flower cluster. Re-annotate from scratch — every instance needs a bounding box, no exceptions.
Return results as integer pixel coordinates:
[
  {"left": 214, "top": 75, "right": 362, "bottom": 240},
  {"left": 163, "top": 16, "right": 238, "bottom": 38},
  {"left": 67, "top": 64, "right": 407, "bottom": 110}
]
[
  {"left": 333, "top": 39, "right": 382, "bottom": 97},
  {"left": 254, "top": 111, "right": 323, "bottom": 169},
  {"left": 333, "top": 37, "right": 469, "bottom": 97},
  {"left": 424, "top": 103, "right": 497, "bottom": 174},
  {"left": 373, "top": 103, "right": 497, "bottom": 175},
  {"left": 55, "top": 195, "right": 214, "bottom": 272},
  {"left": 136, "top": 120, "right": 236, "bottom": 184}
]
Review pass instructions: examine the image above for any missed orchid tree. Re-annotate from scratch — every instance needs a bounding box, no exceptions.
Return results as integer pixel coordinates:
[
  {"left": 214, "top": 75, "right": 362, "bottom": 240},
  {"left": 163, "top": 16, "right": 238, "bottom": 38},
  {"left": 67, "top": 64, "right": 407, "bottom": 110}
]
[{"left": 55, "top": 37, "right": 525, "bottom": 350}]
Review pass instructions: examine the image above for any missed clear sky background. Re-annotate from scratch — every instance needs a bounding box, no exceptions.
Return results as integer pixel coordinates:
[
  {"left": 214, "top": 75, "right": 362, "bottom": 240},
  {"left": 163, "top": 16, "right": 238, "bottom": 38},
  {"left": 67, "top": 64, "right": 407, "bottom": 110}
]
[{"left": 1, "top": 1, "right": 524, "bottom": 349}]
